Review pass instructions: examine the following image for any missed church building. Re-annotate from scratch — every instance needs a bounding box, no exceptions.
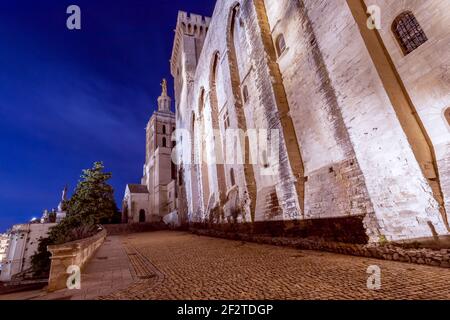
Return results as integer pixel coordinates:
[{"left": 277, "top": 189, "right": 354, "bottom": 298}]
[{"left": 122, "top": 80, "right": 177, "bottom": 224}]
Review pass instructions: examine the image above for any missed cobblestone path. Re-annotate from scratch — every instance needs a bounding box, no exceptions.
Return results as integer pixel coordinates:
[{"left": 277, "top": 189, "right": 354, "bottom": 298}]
[{"left": 101, "top": 231, "right": 450, "bottom": 300}]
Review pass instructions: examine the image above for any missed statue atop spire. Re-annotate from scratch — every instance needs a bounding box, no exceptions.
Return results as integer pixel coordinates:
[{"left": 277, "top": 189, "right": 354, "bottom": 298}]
[
  {"left": 157, "top": 78, "right": 172, "bottom": 113},
  {"left": 61, "top": 185, "right": 68, "bottom": 202},
  {"left": 56, "top": 185, "right": 68, "bottom": 223},
  {"left": 161, "top": 78, "right": 168, "bottom": 97},
  {"left": 57, "top": 185, "right": 68, "bottom": 212}
]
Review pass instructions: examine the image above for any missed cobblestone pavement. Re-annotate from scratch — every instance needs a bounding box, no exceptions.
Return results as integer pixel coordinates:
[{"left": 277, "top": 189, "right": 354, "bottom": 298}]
[
  {"left": 101, "top": 231, "right": 450, "bottom": 300},
  {"left": 0, "top": 236, "right": 134, "bottom": 300}
]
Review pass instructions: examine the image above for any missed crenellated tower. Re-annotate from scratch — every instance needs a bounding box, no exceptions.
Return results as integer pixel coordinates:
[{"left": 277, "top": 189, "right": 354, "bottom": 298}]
[
  {"left": 170, "top": 11, "right": 211, "bottom": 222},
  {"left": 170, "top": 11, "right": 211, "bottom": 112}
]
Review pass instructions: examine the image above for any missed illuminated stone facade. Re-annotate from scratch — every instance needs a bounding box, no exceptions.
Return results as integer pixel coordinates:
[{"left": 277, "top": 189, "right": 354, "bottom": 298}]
[
  {"left": 122, "top": 81, "right": 177, "bottom": 224},
  {"left": 169, "top": 0, "right": 449, "bottom": 243},
  {"left": 0, "top": 223, "right": 56, "bottom": 281},
  {"left": 0, "top": 233, "right": 9, "bottom": 275}
]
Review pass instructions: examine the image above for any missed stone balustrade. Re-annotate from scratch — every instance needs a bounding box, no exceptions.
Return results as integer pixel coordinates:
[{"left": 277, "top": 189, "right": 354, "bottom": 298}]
[{"left": 47, "top": 229, "right": 107, "bottom": 292}]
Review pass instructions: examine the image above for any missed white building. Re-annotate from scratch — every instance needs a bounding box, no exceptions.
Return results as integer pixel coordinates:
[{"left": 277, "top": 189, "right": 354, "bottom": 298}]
[
  {"left": 0, "top": 223, "right": 56, "bottom": 282},
  {"left": 0, "top": 233, "right": 9, "bottom": 276},
  {"left": 169, "top": 0, "right": 450, "bottom": 243},
  {"left": 123, "top": 184, "right": 151, "bottom": 223}
]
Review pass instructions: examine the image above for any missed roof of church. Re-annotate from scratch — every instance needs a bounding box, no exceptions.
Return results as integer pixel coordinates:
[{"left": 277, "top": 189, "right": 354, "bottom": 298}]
[{"left": 127, "top": 184, "right": 149, "bottom": 194}]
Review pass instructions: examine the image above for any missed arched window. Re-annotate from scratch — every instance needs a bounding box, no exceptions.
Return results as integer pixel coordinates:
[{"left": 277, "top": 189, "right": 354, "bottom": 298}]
[
  {"left": 242, "top": 85, "right": 249, "bottom": 103},
  {"left": 230, "top": 168, "right": 236, "bottom": 186},
  {"left": 162, "top": 137, "right": 167, "bottom": 148},
  {"left": 162, "top": 125, "right": 166, "bottom": 134},
  {"left": 139, "top": 210, "right": 146, "bottom": 223},
  {"left": 445, "top": 108, "right": 450, "bottom": 126},
  {"left": 275, "top": 34, "right": 286, "bottom": 57},
  {"left": 392, "top": 11, "right": 428, "bottom": 55}
]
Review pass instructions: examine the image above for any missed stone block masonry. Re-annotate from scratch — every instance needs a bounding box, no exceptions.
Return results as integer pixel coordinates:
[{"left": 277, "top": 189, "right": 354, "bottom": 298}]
[
  {"left": 4, "top": 232, "right": 449, "bottom": 299},
  {"left": 191, "top": 228, "right": 450, "bottom": 269},
  {"left": 104, "top": 223, "right": 168, "bottom": 236},
  {"left": 101, "top": 232, "right": 450, "bottom": 300},
  {"left": 164, "top": 0, "right": 450, "bottom": 244},
  {"left": 47, "top": 229, "right": 107, "bottom": 292}
]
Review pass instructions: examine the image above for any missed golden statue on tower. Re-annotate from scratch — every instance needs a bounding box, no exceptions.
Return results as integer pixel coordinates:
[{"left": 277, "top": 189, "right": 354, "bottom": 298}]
[{"left": 161, "top": 78, "right": 168, "bottom": 96}]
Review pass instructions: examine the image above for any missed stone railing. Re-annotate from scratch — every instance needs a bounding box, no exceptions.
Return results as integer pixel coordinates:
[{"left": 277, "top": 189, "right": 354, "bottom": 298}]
[{"left": 47, "top": 229, "right": 107, "bottom": 292}]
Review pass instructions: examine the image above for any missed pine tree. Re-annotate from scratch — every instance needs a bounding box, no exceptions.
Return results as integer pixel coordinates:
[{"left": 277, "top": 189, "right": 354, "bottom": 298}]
[
  {"left": 66, "top": 161, "right": 119, "bottom": 224},
  {"left": 31, "top": 162, "right": 120, "bottom": 277}
]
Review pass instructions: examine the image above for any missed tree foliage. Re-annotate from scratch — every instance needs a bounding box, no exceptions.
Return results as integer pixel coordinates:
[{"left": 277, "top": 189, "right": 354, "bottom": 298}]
[
  {"left": 66, "top": 162, "right": 119, "bottom": 225},
  {"left": 30, "top": 236, "right": 53, "bottom": 278},
  {"left": 31, "top": 162, "right": 120, "bottom": 277}
]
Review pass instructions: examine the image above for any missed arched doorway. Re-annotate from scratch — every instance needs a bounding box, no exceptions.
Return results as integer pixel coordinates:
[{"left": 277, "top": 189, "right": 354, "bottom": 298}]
[{"left": 139, "top": 209, "right": 146, "bottom": 223}]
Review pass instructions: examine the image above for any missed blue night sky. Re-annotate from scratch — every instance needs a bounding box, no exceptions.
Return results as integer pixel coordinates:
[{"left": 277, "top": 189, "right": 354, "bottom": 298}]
[{"left": 0, "top": 0, "right": 215, "bottom": 232}]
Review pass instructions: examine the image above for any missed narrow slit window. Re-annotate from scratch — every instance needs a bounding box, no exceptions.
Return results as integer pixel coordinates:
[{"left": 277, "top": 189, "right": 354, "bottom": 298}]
[
  {"left": 223, "top": 111, "right": 230, "bottom": 130},
  {"left": 230, "top": 168, "right": 236, "bottom": 186},
  {"left": 242, "top": 85, "right": 249, "bottom": 103},
  {"left": 275, "top": 34, "right": 286, "bottom": 57}
]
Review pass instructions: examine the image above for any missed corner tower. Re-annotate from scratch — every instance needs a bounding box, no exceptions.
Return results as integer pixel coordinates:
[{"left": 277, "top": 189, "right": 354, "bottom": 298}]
[
  {"left": 170, "top": 11, "right": 211, "bottom": 221},
  {"left": 170, "top": 11, "right": 211, "bottom": 111}
]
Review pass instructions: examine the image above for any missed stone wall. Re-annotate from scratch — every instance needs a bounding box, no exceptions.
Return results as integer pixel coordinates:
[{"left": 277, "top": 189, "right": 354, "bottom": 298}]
[
  {"left": 47, "top": 229, "right": 106, "bottom": 292},
  {"left": 191, "top": 215, "right": 369, "bottom": 244},
  {"left": 104, "top": 223, "right": 168, "bottom": 236},
  {"left": 362, "top": 0, "right": 450, "bottom": 233},
  {"left": 170, "top": 0, "right": 450, "bottom": 243},
  {"left": 191, "top": 229, "right": 450, "bottom": 269}
]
